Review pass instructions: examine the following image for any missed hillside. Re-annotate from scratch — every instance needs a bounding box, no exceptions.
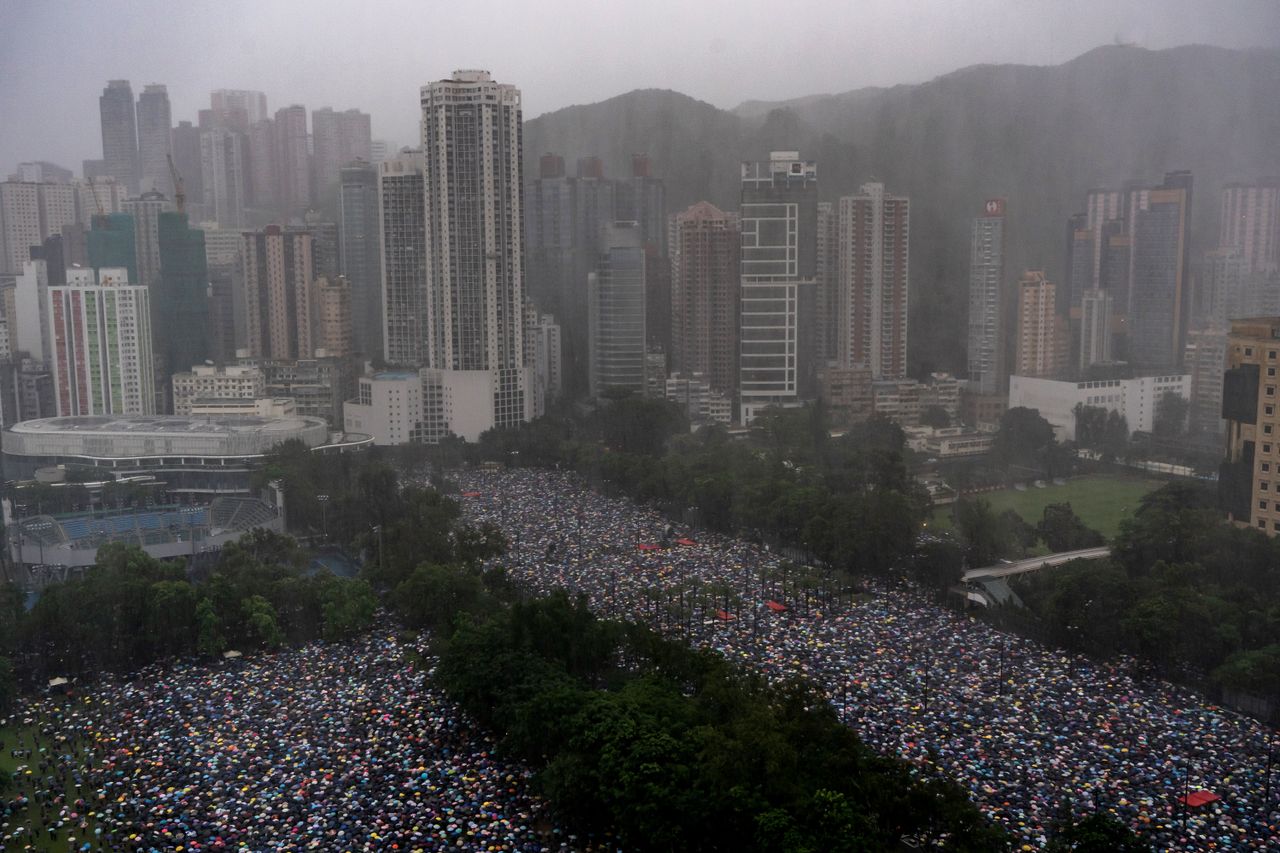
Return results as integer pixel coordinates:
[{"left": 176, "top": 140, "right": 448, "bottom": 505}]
[{"left": 523, "top": 44, "right": 1280, "bottom": 376}]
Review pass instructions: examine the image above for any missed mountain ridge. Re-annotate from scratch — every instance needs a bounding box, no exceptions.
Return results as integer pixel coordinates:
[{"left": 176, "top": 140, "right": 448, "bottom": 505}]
[{"left": 523, "top": 44, "right": 1280, "bottom": 376}]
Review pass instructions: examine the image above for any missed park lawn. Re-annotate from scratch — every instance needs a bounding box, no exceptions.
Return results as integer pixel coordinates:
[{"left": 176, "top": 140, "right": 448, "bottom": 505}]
[
  {"left": 0, "top": 697, "right": 107, "bottom": 853},
  {"left": 928, "top": 474, "right": 1161, "bottom": 541}
]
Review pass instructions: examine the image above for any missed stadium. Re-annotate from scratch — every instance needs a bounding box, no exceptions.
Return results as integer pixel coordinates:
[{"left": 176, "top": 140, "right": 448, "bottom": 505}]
[
  {"left": 2, "top": 415, "right": 371, "bottom": 575},
  {"left": 8, "top": 495, "right": 283, "bottom": 570}
]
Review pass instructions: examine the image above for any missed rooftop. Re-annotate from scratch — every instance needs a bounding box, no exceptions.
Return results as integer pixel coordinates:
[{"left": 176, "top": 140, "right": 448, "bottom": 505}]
[{"left": 9, "top": 415, "right": 326, "bottom": 438}]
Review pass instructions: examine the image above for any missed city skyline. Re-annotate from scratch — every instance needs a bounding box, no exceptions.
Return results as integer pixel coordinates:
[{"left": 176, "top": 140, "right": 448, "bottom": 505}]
[{"left": 2, "top": 0, "right": 1276, "bottom": 171}]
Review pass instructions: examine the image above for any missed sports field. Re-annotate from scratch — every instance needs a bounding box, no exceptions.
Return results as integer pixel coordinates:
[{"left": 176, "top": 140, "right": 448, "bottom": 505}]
[{"left": 928, "top": 474, "right": 1162, "bottom": 540}]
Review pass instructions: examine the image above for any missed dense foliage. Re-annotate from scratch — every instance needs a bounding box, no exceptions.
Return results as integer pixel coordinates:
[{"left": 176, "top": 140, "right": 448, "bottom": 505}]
[
  {"left": 8, "top": 532, "right": 377, "bottom": 687},
  {"left": 1006, "top": 482, "right": 1280, "bottom": 701},
  {"left": 408, "top": 566, "right": 1007, "bottom": 851}
]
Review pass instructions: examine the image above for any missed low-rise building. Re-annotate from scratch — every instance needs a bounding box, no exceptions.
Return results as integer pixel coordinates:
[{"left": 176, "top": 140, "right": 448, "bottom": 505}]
[
  {"left": 1008, "top": 373, "right": 1190, "bottom": 441},
  {"left": 172, "top": 364, "right": 266, "bottom": 415},
  {"left": 665, "top": 373, "right": 732, "bottom": 426}
]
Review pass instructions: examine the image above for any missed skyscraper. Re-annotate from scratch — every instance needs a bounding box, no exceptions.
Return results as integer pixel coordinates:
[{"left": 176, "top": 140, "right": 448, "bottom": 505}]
[
  {"left": 419, "top": 69, "right": 529, "bottom": 428},
  {"left": 200, "top": 128, "right": 246, "bottom": 228},
  {"left": 814, "top": 201, "right": 839, "bottom": 367},
  {"left": 210, "top": 89, "right": 268, "bottom": 129},
  {"left": 170, "top": 121, "right": 204, "bottom": 205},
  {"left": 339, "top": 161, "right": 382, "bottom": 358},
  {"left": 378, "top": 151, "right": 427, "bottom": 367},
  {"left": 588, "top": 222, "right": 647, "bottom": 398},
  {"left": 312, "top": 275, "right": 353, "bottom": 357},
  {"left": 274, "top": 105, "right": 311, "bottom": 215},
  {"left": 670, "top": 201, "right": 740, "bottom": 396},
  {"left": 48, "top": 267, "right": 154, "bottom": 415},
  {"left": 156, "top": 211, "right": 210, "bottom": 406},
  {"left": 312, "top": 108, "right": 372, "bottom": 202},
  {"left": 246, "top": 119, "right": 277, "bottom": 210},
  {"left": 1221, "top": 318, "right": 1280, "bottom": 534},
  {"left": 967, "top": 198, "right": 1006, "bottom": 395},
  {"left": 1220, "top": 179, "right": 1279, "bottom": 275},
  {"left": 135, "top": 84, "right": 173, "bottom": 197},
  {"left": 1129, "top": 171, "right": 1193, "bottom": 370},
  {"left": 0, "top": 182, "right": 42, "bottom": 274},
  {"left": 123, "top": 192, "right": 172, "bottom": 290},
  {"left": 99, "top": 80, "right": 139, "bottom": 193},
  {"left": 615, "top": 154, "right": 667, "bottom": 254},
  {"left": 836, "top": 182, "right": 909, "bottom": 380},
  {"left": 738, "top": 151, "right": 817, "bottom": 424},
  {"left": 241, "top": 226, "right": 315, "bottom": 359},
  {"left": 1014, "top": 270, "right": 1066, "bottom": 378}
]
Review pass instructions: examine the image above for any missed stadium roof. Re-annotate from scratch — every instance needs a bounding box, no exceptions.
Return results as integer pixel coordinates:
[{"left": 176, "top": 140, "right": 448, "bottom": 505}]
[{"left": 10, "top": 415, "right": 325, "bottom": 439}]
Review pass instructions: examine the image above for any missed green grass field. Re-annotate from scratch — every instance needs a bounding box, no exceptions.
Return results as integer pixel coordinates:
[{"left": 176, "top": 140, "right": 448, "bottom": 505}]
[{"left": 928, "top": 474, "right": 1161, "bottom": 541}]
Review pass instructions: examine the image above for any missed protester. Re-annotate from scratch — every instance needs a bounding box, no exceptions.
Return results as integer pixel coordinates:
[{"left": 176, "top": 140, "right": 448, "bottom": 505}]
[
  {"left": 2, "top": 630, "right": 567, "bottom": 852},
  {"left": 459, "top": 468, "right": 1280, "bottom": 852}
]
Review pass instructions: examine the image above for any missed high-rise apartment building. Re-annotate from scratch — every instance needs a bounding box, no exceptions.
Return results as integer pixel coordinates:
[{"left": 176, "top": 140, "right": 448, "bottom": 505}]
[
  {"left": 99, "top": 81, "right": 139, "bottom": 193},
  {"left": 246, "top": 119, "right": 277, "bottom": 210},
  {"left": 378, "top": 152, "right": 427, "bottom": 366},
  {"left": 837, "top": 182, "right": 909, "bottom": 380},
  {"left": 1185, "top": 326, "right": 1227, "bottom": 437},
  {"left": 242, "top": 226, "right": 315, "bottom": 360},
  {"left": 523, "top": 306, "right": 562, "bottom": 417},
  {"left": 312, "top": 108, "right": 372, "bottom": 201},
  {"left": 339, "top": 161, "right": 382, "bottom": 358},
  {"left": 738, "top": 151, "right": 817, "bottom": 424},
  {"left": 0, "top": 182, "right": 41, "bottom": 274},
  {"left": 156, "top": 212, "right": 211, "bottom": 404},
  {"left": 1221, "top": 318, "right": 1280, "bottom": 534},
  {"left": 210, "top": 90, "right": 268, "bottom": 129},
  {"left": 670, "top": 201, "right": 740, "bottom": 396},
  {"left": 588, "top": 222, "right": 647, "bottom": 398},
  {"left": 312, "top": 275, "right": 353, "bottom": 357},
  {"left": 274, "top": 105, "right": 311, "bottom": 215},
  {"left": 1220, "top": 179, "right": 1279, "bottom": 275},
  {"left": 1014, "top": 270, "right": 1066, "bottom": 378},
  {"left": 135, "top": 84, "right": 173, "bottom": 197},
  {"left": 87, "top": 213, "right": 137, "bottom": 282},
  {"left": 615, "top": 154, "right": 667, "bottom": 255},
  {"left": 1129, "top": 171, "right": 1193, "bottom": 370},
  {"left": 0, "top": 181, "right": 85, "bottom": 274},
  {"left": 419, "top": 69, "right": 530, "bottom": 428},
  {"left": 968, "top": 198, "right": 1006, "bottom": 395},
  {"left": 123, "top": 192, "right": 172, "bottom": 290},
  {"left": 815, "top": 201, "right": 839, "bottom": 367},
  {"left": 200, "top": 127, "right": 246, "bottom": 228},
  {"left": 48, "top": 267, "right": 154, "bottom": 415}
]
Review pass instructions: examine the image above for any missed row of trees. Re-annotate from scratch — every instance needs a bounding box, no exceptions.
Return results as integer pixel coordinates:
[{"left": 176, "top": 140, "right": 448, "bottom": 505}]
[
  {"left": 403, "top": 562, "right": 1008, "bottom": 851},
  {"left": 1007, "top": 482, "right": 1280, "bottom": 701}
]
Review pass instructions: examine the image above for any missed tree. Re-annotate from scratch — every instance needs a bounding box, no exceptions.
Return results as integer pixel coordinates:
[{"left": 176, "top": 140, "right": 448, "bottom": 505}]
[
  {"left": 195, "top": 597, "right": 226, "bottom": 658},
  {"left": 1037, "top": 503, "right": 1105, "bottom": 552},
  {"left": 1152, "top": 391, "right": 1190, "bottom": 439},
  {"left": 992, "top": 407, "right": 1057, "bottom": 474},
  {"left": 1046, "top": 811, "right": 1150, "bottom": 852},
  {"left": 920, "top": 405, "right": 951, "bottom": 429},
  {"left": 952, "top": 498, "right": 1002, "bottom": 567},
  {"left": 241, "top": 595, "right": 283, "bottom": 649}
]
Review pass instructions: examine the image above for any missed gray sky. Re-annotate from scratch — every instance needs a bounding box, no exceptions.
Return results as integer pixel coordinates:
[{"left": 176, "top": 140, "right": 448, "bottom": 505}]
[{"left": 2, "top": 0, "right": 1277, "bottom": 173}]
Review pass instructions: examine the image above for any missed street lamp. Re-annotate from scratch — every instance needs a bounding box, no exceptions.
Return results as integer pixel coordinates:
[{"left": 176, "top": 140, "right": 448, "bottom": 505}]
[{"left": 317, "top": 494, "right": 330, "bottom": 542}]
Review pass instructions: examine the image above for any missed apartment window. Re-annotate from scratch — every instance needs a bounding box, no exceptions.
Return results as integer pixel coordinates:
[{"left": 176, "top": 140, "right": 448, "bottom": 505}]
[
  {"left": 1267, "top": 425, "right": 1274, "bottom": 435},
  {"left": 1266, "top": 463, "right": 1273, "bottom": 473},
  {"left": 1270, "top": 351, "right": 1277, "bottom": 360},
  {"left": 1269, "top": 387, "right": 1276, "bottom": 397},
  {"left": 1258, "top": 519, "right": 1266, "bottom": 528},
  {"left": 1262, "top": 481, "right": 1270, "bottom": 491},
  {"left": 1266, "top": 444, "right": 1274, "bottom": 454},
  {"left": 1261, "top": 500, "right": 1269, "bottom": 510}
]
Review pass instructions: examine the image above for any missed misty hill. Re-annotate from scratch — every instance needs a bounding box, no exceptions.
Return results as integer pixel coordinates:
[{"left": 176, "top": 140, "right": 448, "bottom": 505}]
[{"left": 524, "top": 44, "right": 1280, "bottom": 376}]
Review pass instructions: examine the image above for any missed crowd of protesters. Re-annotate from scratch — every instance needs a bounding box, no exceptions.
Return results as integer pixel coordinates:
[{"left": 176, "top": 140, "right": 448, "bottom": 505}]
[{"left": 459, "top": 468, "right": 1280, "bottom": 852}]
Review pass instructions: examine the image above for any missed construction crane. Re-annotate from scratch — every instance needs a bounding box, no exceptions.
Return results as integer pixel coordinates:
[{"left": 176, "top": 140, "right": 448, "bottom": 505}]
[
  {"left": 166, "top": 153, "right": 186, "bottom": 214},
  {"left": 87, "top": 176, "right": 105, "bottom": 217}
]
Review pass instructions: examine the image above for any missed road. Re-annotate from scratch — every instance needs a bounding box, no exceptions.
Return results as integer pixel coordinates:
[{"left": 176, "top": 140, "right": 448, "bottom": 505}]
[{"left": 961, "top": 546, "right": 1111, "bottom": 581}]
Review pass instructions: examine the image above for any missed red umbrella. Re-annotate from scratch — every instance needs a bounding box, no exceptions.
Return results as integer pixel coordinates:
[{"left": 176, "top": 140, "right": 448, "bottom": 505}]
[
  {"left": 715, "top": 609, "right": 735, "bottom": 621},
  {"left": 765, "top": 600, "right": 788, "bottom": 613},
  {"left": 637, "top": 543, "right": 660, "bottom": 551},
  {"left": 1179, "top": 790, "right": 1221, "bottom": 808},
  {"left": 677, "top": 538, "right": 698, "bottom": 546}
]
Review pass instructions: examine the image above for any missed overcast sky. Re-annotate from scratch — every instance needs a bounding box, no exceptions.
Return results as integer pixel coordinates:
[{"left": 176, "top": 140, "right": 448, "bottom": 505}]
[{"left": 2, "top": 0, "right": 1277, "bottom": 173}]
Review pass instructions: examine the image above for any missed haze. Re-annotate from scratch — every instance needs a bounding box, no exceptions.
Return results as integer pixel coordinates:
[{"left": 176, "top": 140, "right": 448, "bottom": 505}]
[{"left": 2, "top": 0, "right": 1277, "bottom": 171}]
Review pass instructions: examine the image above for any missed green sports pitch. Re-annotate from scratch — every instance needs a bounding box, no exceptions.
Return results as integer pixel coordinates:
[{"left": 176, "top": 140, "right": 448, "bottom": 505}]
[{"left": 928, "top": 474, "right": 1162, "bottom": 541}]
